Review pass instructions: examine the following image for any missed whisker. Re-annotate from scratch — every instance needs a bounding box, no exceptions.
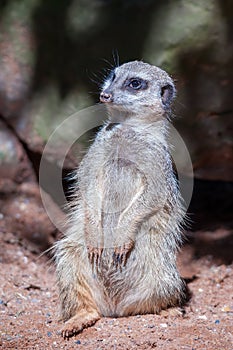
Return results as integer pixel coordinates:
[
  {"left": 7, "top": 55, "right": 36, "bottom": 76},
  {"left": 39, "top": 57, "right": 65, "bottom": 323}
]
[{"left": 112, "top": 48, "right": 120, "bottom": 67}]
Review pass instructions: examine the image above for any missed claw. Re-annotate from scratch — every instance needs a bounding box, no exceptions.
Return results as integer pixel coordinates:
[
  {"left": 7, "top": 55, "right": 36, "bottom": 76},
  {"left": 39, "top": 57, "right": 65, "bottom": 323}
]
[
  {"left": 87, "top": 246, "right": 103, "bottom": 267},
  {"left": 87, "top": 247, "right": 94, "bottom": 264},
  {"left": 112, "top": 241, "right": 134, "bottom": 268},
  {"left": 98, "top": 247, "right": 103, "bottom": 263},
  {"left": 112, "top": 250, "right": 121, "bottom": 268},
  {"left": 122, "top": 252, "right": 127, "bottom": 266},
  {"left": 94, "top": 250, "right": 98, "bottom": 266}
]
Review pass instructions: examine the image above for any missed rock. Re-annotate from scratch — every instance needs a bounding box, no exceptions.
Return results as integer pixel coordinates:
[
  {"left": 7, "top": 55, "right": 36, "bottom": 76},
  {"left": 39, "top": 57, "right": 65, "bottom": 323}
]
[
  {"left": 0, "top": 182, "right": 65, "bottom": 252},
  {"left": 12, "top": 86, "right": 92, "bottom": 157},
  {"left": 144, "top": 0, "right": 233, "bottom": 181},
  {"left": 189, "top": 113, "right": 233, "bottom": 181},
  {"left": 0, "top": 0, "right": 93, "bottom": 165},
  {"left": 0, "top": 120, "right": 35, "bottom": 183},
  {"left": 0, "top": 0, "right": 232, "bottom": 181},
  {"left": 0, "top": 1, "right": 36, "bottom": 118},
  {"left": 0, "top": 119, "right": 65, "bottom": 252}
]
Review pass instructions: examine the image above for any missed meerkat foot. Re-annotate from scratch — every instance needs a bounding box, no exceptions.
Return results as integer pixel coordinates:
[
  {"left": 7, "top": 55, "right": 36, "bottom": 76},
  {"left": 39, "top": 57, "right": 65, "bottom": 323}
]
[
  {"left": 160, "top": 306, "right": 185, "bottom": 318},
  {"left": 87, "top": 246, "right": 103, "bottom": 265},
  {"left": 113, "top": 241, "right": 134, "bottom": 267},
  {"left": 61, "top": 310, "right": 100, "bottom": 339}
]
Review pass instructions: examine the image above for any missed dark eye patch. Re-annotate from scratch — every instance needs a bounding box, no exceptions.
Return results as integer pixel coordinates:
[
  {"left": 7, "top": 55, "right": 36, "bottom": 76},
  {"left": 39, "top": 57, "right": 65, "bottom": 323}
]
[
  {"left": 105, "top": 122, "right": 120, "bottom": 131},
  {"left": 124, "top": 78, "right": 148, "bottom": 91}
]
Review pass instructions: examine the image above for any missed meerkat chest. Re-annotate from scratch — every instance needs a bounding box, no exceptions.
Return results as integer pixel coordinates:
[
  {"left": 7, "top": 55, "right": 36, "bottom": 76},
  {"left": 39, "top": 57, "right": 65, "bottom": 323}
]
[
  {"left": 78, "top": 122, "right": 170, "bottom": 198},
  {"left": 97, "top": 122, "right": 165, "bottom": 164}
]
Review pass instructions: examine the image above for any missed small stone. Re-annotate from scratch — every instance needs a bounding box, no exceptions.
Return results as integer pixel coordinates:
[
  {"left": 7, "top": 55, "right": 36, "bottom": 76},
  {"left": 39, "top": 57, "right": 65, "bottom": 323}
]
[
  {"left": 221, "top": 305, "right": 231, "bottom": 312},
  {"left": 160, "top": 323, "right": 168, "bottom": 328},
  {"left": 215, "top": 319, "right": 220, "bottom": 324},
  {"left": 75, "top": 340, "right": 81, "bottom": 344},
  {"left": 47, "top": 331, "right": 52, "bottom": 337},
  {"left": 6, "top": 335, "right": 14, "bottom": 341},
  {"left": 31, "top": 298, "right": 39, "bottom": 303},
  {"left": 198, "top": 315, "right": 207, "bottom": 320}
]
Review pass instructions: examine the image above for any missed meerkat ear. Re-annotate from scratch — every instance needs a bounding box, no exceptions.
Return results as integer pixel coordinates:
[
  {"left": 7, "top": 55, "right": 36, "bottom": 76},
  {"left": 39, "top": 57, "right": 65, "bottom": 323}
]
[{"left": 161, "top": 84, "right": 175, "bottom": 107}]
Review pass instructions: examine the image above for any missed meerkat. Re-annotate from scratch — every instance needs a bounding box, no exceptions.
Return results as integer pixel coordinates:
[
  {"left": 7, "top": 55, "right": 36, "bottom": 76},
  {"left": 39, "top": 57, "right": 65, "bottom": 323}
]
[{"left": 55, "top": 60, "right": 186, "bottom": 338}]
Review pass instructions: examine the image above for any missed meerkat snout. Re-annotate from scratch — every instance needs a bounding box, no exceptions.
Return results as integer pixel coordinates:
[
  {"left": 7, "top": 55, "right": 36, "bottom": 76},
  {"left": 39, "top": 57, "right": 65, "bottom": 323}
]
[{"left": 100, "top": 91, "right": 113, "bottom": 103}]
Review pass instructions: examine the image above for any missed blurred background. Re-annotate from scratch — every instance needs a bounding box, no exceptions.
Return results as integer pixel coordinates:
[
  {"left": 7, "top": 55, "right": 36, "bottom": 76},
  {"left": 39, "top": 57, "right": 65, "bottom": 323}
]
[{"left": 0, "top": 0, "right": 232, "bottom": 258}]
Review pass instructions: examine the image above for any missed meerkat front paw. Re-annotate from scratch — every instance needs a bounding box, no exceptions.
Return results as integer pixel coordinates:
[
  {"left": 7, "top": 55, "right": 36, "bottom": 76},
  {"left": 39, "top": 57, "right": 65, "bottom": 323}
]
[{"left": 112, "top": 241, "right": 134, "bottom": 267}]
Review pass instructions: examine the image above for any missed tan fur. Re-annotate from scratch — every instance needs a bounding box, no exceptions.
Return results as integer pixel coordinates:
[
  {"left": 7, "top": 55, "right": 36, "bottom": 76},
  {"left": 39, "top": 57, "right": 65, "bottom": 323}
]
[{"left": 55, "top": 61, "right": 186, "bottom": 338}]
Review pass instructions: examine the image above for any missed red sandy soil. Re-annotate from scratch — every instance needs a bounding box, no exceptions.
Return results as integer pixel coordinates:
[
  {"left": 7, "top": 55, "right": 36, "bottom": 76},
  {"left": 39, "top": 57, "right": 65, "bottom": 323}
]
[{"left": 0, "top": 229, "right": 232, "bottom": 350}]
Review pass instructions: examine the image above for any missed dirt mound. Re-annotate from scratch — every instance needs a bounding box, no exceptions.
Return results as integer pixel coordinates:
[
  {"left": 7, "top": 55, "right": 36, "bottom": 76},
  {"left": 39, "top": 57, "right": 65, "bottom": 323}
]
[{"left": 0, "top": 228, "right": 232, "bottom": 350}]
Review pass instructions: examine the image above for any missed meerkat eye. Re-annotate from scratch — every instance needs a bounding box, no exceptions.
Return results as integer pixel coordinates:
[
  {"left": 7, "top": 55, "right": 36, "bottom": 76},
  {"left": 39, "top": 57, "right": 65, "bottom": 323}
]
[
  {"left": 161, "top": 84, "right": 175, "bottom": 107},
  {"left": 125, "top": 78, "right": 147, "bottom": 91},
  {"left": 129, "top": 79, "right": 142, "bottom": 89}
]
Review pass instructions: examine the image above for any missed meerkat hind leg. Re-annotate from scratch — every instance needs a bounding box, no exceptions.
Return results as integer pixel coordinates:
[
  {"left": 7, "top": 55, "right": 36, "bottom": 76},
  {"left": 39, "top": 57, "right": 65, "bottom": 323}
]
[{"left": 61, "top": 308, "right": 100, "bottom": 339}]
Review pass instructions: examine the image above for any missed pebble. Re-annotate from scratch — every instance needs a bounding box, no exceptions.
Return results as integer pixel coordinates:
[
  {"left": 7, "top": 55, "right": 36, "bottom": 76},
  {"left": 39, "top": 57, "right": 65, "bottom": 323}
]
[
  {"left": 221, "top": 305, "right": 231, "bottom": 312},
  {"left": 6, "top": 335, "right": 14, "bottom": 341},
  {"left": 160, "top": 323, "right": 168, "bottom": 328},
  {"left": 75, "top": 340, "right": 81, "bottom": 344},
  {"left": 198, "top": 315, "right": 207, "bottom": 320}
]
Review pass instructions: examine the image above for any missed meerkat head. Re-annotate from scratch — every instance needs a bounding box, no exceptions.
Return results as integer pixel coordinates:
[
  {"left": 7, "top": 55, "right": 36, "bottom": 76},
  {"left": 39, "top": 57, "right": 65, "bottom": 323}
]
[{"left": 100, "top": 61, "right": 175, "bottom": 120}]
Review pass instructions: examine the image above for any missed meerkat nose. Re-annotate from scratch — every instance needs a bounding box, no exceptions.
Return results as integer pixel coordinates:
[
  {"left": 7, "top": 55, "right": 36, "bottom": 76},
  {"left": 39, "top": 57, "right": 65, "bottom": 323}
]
[{"left": 100, "top": 91, "right": 113, "bottom": 103}]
